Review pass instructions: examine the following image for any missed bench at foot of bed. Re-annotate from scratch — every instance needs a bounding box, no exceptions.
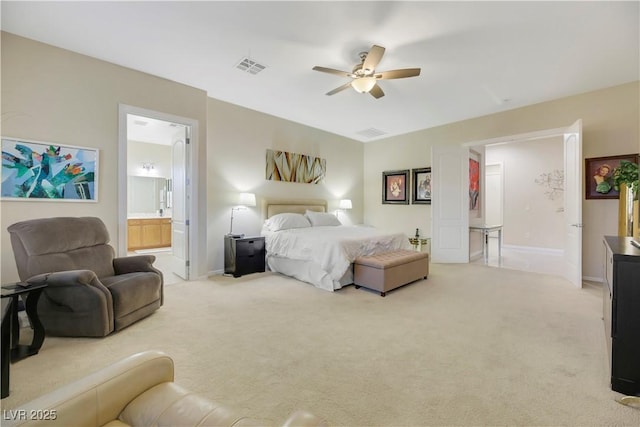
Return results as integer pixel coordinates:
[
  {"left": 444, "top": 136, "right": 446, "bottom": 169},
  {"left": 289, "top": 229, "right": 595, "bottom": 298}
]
[{"left": 354, "top": 250, "right": 429, "bottom": 297}]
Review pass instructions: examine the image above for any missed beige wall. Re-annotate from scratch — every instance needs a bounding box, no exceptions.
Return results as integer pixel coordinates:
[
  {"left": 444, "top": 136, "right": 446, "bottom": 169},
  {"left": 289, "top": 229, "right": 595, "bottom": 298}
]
[
  {"left": 364, "top": 81, "right": 640, "bottom": 280},
  {"left": 206, "top": 98, "right": 364, "bottom": 273},
  {"left": 2, "top": 31, "right": 637, "bottom": 284},
  {"left": 486, "top": 136, "right": 564, "bottom": 249},
  {"left": 1, "top": 32, "right": 209, "bottom": 282}
]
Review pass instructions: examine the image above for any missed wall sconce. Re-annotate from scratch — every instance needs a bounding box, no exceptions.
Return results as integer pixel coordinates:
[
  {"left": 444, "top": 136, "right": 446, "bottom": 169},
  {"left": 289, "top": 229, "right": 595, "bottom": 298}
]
[
  {"left": 229, "top": 192, "right": 256, "bottom": 237},
  {"left": 142, "top": 162, "right": 155, "bottom": 172},
  {"left": 337, "top": 199, "right": 352, "bottom": 219}
]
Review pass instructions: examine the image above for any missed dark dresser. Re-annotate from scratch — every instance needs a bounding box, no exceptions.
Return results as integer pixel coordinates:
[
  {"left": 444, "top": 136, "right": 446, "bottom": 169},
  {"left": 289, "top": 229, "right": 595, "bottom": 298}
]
[
  {"left": 224, "top": 235, "right": 266, "bottom": 277},
  {"left": 603, "top": 236, "right": 640, "bottom": 396}
]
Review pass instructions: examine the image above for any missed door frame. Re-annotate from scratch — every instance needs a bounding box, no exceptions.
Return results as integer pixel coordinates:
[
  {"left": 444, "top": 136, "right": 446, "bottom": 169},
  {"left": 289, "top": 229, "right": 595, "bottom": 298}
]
[
  {"left": 432, "top": 125, "right": 575, "bottom": 264},
  {"left": 117, "top": 104, "right": 199, "bottom": 280}
]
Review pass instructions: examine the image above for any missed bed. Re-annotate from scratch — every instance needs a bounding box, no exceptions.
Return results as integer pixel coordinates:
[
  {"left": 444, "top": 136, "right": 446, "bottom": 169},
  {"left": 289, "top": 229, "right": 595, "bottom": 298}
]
[{"left": 261, "top": 198, "right": 411, "bottom": 291}]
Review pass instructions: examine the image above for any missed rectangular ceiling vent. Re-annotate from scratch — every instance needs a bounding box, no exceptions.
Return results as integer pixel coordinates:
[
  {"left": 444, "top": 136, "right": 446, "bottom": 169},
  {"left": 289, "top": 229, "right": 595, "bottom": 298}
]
[
  {"left": 356, "top": 128, "right": 387, "bottom": 139},
  {"left": 236, "top": 57, "right": 267, "bottom": 75}
]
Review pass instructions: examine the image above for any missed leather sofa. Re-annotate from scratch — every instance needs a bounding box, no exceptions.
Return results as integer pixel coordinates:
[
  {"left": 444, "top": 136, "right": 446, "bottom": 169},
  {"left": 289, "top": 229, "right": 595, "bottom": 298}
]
[
  {"left": 3, "top": 350, "right": 327, "bottom": 427},
  {"left": 8, "top": 217, "right": 163, "bottom": 337}
]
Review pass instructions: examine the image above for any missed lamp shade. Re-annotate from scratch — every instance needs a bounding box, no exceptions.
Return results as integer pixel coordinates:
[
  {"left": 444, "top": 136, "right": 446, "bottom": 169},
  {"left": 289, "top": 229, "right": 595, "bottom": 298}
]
[
  {"left": 351, "top": 77, "right": 376, "bottom": 93},
  {"left": 238, "top": 192, "right": 256, "bottom": 207},
  {"left": 339, "top": 199, "right": 352, "bottom": 209}
]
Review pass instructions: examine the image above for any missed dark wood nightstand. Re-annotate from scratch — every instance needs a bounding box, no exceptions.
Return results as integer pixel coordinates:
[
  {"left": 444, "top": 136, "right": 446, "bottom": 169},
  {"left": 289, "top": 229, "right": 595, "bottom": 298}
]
[{"left": 224, "top": 236, "right": 266, "bottom": 277}]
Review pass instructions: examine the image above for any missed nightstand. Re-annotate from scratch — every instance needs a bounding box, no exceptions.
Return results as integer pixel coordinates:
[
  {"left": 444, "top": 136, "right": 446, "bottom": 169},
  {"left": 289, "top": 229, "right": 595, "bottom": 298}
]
[{"left": 224, "top": 236, "right": 266, "bottom": 277}]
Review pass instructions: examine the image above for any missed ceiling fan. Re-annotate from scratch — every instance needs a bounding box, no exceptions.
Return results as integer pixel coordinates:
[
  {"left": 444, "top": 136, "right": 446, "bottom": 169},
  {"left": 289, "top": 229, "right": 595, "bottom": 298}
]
[{"left": 312, "top": 44, "right": 421, "bottom": 99}]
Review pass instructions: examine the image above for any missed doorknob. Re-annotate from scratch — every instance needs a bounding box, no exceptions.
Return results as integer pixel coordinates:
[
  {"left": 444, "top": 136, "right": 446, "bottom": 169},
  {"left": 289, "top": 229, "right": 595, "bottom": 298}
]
[{"left": 570, "top": 223, "right": 584, "bottom": 228}]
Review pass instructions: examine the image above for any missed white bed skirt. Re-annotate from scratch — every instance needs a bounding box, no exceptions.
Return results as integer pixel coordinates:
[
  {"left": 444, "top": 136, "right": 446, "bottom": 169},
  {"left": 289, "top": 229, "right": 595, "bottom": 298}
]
[{"left": 266, "top": 255, "right": 353, "bottom": 292}]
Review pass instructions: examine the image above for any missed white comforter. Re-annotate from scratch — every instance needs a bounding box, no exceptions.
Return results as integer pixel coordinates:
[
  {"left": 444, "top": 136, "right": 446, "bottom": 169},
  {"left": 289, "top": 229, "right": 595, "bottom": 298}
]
[{"left": 262, "top": 225, "right": 411, "bottom": 291}]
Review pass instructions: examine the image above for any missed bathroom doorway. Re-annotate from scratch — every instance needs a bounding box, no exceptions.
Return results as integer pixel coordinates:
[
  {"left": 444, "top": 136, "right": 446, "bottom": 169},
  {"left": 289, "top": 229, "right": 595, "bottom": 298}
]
[{"left": 118, "top": 106, "right": 196, "bottom": 284}]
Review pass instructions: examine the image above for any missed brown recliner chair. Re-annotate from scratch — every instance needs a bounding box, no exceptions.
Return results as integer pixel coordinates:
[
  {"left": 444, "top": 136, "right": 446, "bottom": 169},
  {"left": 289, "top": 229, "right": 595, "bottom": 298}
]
[{"left": 8, "top": 216, "right": 163, "bottom": 337}]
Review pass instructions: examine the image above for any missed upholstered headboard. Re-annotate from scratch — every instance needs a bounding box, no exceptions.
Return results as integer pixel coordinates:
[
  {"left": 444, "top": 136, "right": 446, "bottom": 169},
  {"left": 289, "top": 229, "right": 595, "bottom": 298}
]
[{"left": 262, "top": 198, "right": 327, "bottom": 219}]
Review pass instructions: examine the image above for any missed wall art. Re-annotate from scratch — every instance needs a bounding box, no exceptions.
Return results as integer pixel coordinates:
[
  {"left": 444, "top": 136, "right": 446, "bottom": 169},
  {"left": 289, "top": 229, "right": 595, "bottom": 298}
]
[
  {"left": 2, "top": 137, "right": 99, "bottom": 202},
  {"left": 411, "top": 167, "right": 431, "bottom": 204},
  {"left": 585, "top": 154, "right": 639, "bottom": 200},
  {"left": 266, "top": 149, "right": 325, "bottom": 184},
  {"left": 469, "top": 152, "right": 480, "bottom": 214},
  {"left": 382, "top": 169, "right": 409, "bottom": 204}
]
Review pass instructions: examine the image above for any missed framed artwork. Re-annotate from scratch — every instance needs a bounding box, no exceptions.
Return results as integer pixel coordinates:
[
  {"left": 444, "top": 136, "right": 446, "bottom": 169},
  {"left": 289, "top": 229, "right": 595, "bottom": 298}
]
[
  {"left": 585, "top": 154, "right": 639, "bottom": 199},
  {"left": 469, "top": 153, "right": 480, "bottom": 213},
  {"left": 411, "top": 167, "right": 431, "bottom": 204},
  {"left": 265, "top": 149, "right": 325, "bottom": 184},
  {"left": 382, "top": 170, "right": 409, "bottom": 204},
  {"left": 1, "top": 137, "right": 99, "bottom": 202}
]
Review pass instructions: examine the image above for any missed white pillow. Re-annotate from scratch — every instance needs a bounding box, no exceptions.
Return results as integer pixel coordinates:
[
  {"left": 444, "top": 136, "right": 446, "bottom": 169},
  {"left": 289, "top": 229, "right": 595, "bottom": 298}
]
[
  {"left": 265, "top": 213, "right": 311, "bottom": 232},
  {"left": 305, "top": 210, "right": 342, "bottom": 226}
]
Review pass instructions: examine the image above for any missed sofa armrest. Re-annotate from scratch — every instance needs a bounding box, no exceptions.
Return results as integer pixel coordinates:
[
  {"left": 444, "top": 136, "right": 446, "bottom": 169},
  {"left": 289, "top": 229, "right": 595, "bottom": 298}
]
[
  {"left": 3, "top": 351, "right": 174, "bottom": 427},
  {"left": 281, "top": 410, "right": 328, "bottom": 427}
]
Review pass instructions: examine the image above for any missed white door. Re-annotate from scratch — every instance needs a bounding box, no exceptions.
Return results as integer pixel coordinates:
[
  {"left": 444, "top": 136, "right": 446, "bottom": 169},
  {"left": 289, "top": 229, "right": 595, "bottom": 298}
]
[
  {"left": 171, "top": 128, "right": 190, "bottom": 280},
  {"left": 563, "top": 119, "right": 583, "bottom": 287},
  {"left": 431, "top": 144, "right": 470, "bottom": 263}
]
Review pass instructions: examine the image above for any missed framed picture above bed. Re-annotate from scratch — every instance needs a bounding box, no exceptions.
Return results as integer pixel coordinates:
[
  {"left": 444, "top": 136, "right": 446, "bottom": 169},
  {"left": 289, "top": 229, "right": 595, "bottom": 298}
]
[
  {"left": 382, "top": 170, "right": 409, "bottom": 204},
  {"left": 411, "top": 167, "right": 431, "bottom": 204}
]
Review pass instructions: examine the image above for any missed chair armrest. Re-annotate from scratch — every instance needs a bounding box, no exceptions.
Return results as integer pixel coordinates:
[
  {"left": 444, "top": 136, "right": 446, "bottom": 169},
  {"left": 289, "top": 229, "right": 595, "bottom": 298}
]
[
  {"left": 26, "top": 270, "right": 111, "bottom": 307},
  {"left": 113, "top": 255, "right": 161, "bottom": 276},
  {"left": 3, "top": 350, "right": 174, "bottom": 427},
  {"left": 27, "top": 270, "right": 101, "bottom": 288}
]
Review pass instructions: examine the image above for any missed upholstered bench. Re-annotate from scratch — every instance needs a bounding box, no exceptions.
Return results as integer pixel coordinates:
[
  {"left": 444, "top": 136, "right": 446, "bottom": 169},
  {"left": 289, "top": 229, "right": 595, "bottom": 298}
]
[{"left": 354, "top": 250, "right": 429, "bottom": 296}]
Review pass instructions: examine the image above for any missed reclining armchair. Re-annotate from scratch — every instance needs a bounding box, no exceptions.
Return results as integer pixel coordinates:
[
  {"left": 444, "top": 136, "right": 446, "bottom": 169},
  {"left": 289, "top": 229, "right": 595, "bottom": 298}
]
[{"left": 8, "top": 216, "right": 163, "bottom": 337}]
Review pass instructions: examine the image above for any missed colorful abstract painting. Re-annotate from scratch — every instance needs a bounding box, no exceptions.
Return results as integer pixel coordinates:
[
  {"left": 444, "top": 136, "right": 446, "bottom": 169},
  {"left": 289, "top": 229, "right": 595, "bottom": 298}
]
[
  {"left": 469, "top": 157, "right": 480, "bottom": 211},
  {"left": 2, "top": 138, "right": 99, "bottom": 201},
  {"left": 266, "top": 149, "right": 325, "bottom": 184}
]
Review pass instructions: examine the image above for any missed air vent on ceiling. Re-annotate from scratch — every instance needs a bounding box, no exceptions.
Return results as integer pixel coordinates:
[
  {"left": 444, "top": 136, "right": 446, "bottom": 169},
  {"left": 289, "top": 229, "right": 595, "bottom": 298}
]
[
  {"left": 236, "top": 57, "right": 267, "bottom": 75},
  {"left": 356, "top": 128, "right": 387, "bottom": 139},
  {"left": 133, "top": 120, "right": 148, "bottom": 126}
]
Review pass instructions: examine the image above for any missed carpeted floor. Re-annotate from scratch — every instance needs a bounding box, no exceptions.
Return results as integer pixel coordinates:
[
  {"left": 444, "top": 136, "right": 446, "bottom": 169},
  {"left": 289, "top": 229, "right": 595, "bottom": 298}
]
[{"left": 2, "top": 263, "right": 639, "bottom": 426}]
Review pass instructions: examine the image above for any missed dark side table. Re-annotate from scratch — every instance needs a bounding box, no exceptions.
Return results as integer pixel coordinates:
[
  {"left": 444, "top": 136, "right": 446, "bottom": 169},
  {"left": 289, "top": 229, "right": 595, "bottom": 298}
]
[{"left": 1, "top": 281, "right": 48, "bottom": 399}]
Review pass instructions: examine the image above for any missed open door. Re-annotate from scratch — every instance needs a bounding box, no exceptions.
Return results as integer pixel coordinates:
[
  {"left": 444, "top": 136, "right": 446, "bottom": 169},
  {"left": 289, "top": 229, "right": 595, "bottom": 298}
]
[
  {"left": 563, "top": 119, "right": 583, "bottom": 287},
  {"left": 171, "top": 127, "right": 190, "bottom": 280},
  {"left": 431, "top": 144, "right": 470, "bottom": 263}
]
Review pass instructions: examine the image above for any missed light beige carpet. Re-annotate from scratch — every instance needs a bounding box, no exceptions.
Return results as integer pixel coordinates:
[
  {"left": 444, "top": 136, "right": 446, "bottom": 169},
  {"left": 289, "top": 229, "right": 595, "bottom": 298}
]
[{"left": 2, "top": 263, "right": 639, "bottom": 426}]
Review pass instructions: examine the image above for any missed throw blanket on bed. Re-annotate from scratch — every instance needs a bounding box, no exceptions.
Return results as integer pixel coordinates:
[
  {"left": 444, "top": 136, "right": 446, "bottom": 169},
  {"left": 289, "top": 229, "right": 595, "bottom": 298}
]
[{"left": 263, "top": 225, "right": 411, "bottom": 290}]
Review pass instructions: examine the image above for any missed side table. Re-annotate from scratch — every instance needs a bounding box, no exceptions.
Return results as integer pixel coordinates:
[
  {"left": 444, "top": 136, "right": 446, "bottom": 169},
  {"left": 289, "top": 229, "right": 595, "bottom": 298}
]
[
  {"left": 224, "top": 235, "right": 266, "bottom": 277},
  {"left": 1, "top": 281, "right": 48, "bottom": 398}
]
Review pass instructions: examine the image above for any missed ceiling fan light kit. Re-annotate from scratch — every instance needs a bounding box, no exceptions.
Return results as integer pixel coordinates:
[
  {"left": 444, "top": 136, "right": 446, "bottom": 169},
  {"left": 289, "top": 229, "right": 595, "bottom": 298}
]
[
  {"left": 313, "top": 44, "right": 421, "bottom": 99},
  {"left": 351, "top": 77, "right": 377, "bottom": 93}
]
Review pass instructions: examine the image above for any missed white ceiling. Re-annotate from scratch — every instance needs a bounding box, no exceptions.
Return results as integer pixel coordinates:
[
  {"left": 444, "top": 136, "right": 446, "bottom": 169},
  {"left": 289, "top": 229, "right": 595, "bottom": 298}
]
[{"left": 2, "top": 1, "right": 638, "bottom": 143}]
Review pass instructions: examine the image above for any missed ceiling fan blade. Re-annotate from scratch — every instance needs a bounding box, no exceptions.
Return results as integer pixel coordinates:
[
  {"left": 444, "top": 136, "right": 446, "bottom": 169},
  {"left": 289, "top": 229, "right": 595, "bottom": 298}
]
[
  {"left": 362, "top": 45, "right": 385, "bottom": 71},
  {"left": 312, "top": 66, "right": 353, "bottom": 77},
  {"left": 369, "top": 84, "right": 385, "bottom": 99},
  {"left": 375, "top": 68, "right": 421, "bottom": 80},
  {"left": 326, "top": 82, "right": 352, "bottom": 96}
]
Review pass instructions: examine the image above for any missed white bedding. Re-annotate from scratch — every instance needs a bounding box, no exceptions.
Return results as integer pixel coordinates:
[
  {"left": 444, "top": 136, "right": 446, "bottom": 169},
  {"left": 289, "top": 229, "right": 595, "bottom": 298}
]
[{"left": 262, "top": 225, "right": 411, "bottom": 291}]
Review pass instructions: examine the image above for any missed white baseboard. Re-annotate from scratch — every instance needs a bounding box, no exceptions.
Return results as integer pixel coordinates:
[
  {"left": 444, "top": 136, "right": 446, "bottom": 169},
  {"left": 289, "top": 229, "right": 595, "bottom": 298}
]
[
  {"left": 583, "top": 276, "right": 603, "bottom": 283},
  {"left": 502, "top": 244, "right": 564, "bottom": 256}
]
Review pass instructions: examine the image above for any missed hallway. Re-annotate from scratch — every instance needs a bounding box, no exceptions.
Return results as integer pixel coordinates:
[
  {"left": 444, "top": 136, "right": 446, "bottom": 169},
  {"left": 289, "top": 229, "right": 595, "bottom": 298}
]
[{"left": 469, "top": 236, "right": 564, "bottom": 278}]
